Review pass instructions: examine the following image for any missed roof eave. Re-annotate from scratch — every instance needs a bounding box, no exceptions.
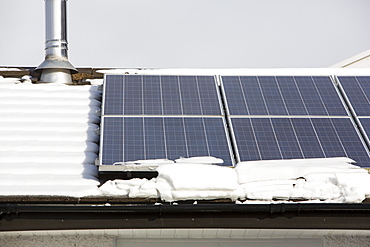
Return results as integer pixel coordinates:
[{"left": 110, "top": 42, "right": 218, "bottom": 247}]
[{"left": 1, "top": 203, "right": 370, "bottom": 231}]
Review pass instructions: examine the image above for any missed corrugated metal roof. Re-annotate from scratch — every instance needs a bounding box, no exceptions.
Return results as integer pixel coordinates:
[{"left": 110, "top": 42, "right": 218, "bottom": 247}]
[{"left": 0, "top": 81, "right": 101, "bottom": 197}]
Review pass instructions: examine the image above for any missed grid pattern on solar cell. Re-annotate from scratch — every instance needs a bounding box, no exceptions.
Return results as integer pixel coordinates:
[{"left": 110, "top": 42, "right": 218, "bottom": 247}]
[
  {"left": 103, "top": 75, "right": 223, "bottom": 116},
  {"left": 337, "top": 76, "right": 370, "bottom": 116},
  {"left": 221, "top": 76, "right": 348, "bottom": 116},
  {"left": 230, "top": 117, "right": 370, "bottom": 167},
  {"left": 101, "top": 117, "right": 233, "bottom": 166},
  {"left": 359, "top": 118, "right": 370, "bottom": 145}
]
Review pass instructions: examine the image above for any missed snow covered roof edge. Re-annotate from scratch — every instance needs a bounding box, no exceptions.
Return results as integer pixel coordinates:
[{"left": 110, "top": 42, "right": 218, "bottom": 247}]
[{"left": 97, "top": 68, "right": 370, "bottom": 76}]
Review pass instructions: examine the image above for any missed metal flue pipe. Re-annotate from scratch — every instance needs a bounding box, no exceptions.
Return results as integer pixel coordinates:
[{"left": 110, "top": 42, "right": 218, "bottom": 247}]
[{"left": 36, "top": 0, "right": 77, "bottom": 83}]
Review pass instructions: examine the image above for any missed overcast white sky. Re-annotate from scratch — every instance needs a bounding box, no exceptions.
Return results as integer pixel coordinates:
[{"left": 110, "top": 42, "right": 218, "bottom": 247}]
[{"left": 1, "top": 0, "right": 370, "bottom": 68}]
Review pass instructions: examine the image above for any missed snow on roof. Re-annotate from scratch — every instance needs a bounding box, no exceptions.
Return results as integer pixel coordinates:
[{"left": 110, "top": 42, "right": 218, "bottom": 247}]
[
  {"left": 97, "top": 68, "right": 370, "bottom": 76},
  {"left": 0, "top": 79, "right": 101, "bottom": 197},
  {"left": 0, "top": 68, "right": 23, "bottom": 71},
  {"left": 1, "top": 73, "right": 370, "bottom": 203}
]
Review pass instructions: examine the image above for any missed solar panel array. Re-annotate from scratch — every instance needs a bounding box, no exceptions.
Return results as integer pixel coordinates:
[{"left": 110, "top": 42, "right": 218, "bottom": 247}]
[
  {"left": 101, "top": 75, "right": 233, "bottom": 166},
  {"left": 100, "top": 74, "right": 370, "bottom": 168}
]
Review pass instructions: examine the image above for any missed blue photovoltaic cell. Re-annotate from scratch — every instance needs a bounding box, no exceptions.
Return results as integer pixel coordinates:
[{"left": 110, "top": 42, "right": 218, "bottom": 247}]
[
  {"left": 222, "top": 76, "right": 348, "bottom": 116},
  {"left": 231, "top": 117, "right": 370, "bottom": 167},
  {"left": 329, "top": 118, "right": 370, "bottom": 167},
  {"left": 276, "top": 76, "right": 307, "bottom": 115},
  {"left": 198, "top": 76, "right": 223, "bottom": 116},
  {"left": 101, "top": 117, "right": 233, "bottom": 166},
  {"left": 293, "top": 76, "right": 327, "bottom": 115},
  {"left": 103, "top": 75, "right": 222, "bottom": 116},
  {"left": 103, "top": 75, "right": 123, "bottom": 115},
  {"left": 123, "top": 75, "right": 143, "bottom": 115},
  {"left": 305, "top": 77, "right": 348, "bottom": 116},
  {"left": 251, "top": 118, "right": 282, "bottom": 160},
  {"left": 230, "top": 118, "right": 260, "bottom": 161},
  {"left": 179, "top": 76, "right": 202, "bottom": 115},
  {"left": 240, "top": 77, "right": 268, "bottom": 116},
  {"left": 338, "top": 76, "right": 370, "bottom": 116},
  {"left": 161, "top": 76, "right": 182, "bottom": 115},
  {"left": 310, "top": 118, "right": 347, "bottom": 158},
  {"left": 270, "top": 118, "right": 304, "bottom": 159},
  {"left": 258, "top": 76, "right": 288, "bottom": 115},
  {"left": 101, "top": 117, "right": 124, "bottom": 166},
  {"left": 359, "top": 118, "right": 370, "bottom": 144},
  {"left": 219, "top": 77, "right": 249, "bottom": 115},
  {"left": 290, "top": 118, "right": 325, "bottom": 158},
  {"left": 143, "top": 76, "right": 162, "bottom": 115}
]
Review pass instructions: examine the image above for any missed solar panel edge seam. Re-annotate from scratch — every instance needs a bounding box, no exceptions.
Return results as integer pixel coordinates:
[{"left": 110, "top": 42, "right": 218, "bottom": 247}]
[
  {"left": 218, "top": 75, "right": 242, "bottom": 164},
  {"left": 216, "top": 75, "right": 238, "bottom": 165},
  {"left": 213, "top": 75, "right": 226, "bottom": 117}
]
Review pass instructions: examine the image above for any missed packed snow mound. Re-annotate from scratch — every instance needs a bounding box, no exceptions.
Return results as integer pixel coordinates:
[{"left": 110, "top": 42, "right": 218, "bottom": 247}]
[
  {"left": 110, "top": 156, "right": 223, "bottom": 171},
  {"left": 236, "top": 157, "right": 370, "bottom": 203},
  {"left": 156, "top": 163, "right": 240, "bottom": 201},
  {"left": 235, "top": 157, "right": 361, "bottom": 183},
  {"left": 0, "top": 76, "right": 21, "bottom": 84},
  {"left": 0, "top": 82, "right": 101, "bottom": 197},
  {"left": 99, "top": 157, "right": 370, "bottom": 203},
  {"left": 175, "top": 156, "right": 224, "bottom": 165},
  {"left": 99, "top": 178, "right": 158, "bottom": 198},
  {"left": 113, "top": 158, "right": 175, "bottom": 171}
]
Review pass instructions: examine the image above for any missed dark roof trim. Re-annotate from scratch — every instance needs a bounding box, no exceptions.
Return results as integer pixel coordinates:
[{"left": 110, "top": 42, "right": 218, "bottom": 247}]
[
  {"left": 0, "top": 67, "right": 106, "bottom": 82},
  {"left": 1, "top": 203, "right": 370, "bottom": 231},
  {"left": 0, "top": 196, "right": 369, "bottom": 205}
]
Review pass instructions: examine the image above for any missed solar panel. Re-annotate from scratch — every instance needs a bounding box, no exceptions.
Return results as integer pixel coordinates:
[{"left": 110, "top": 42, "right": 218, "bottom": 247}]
[
  {"left": 230, "top": 117, "right": 370, "bottom": 167},
  {"left": 103, "top": 75, "right": 223, "bottom": 116},
  {"left": 101, "top": 117, "right": 234, "bottom": 166},
  {"left": 221, "top": 76, "right": 348, "bottom": 116},
  {"left": 101, "top": 75, "right": 234, "bottom": 166}
]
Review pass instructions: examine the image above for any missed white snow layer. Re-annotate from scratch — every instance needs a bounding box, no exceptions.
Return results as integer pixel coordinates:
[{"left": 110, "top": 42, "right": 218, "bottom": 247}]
[
  {"left": 156, "top": 163, "right": 240, "bottom": 201},
  {"left": 100, "top": 157, "right": 370, "bottom": 203},
  {"left": 0, "top": 81, "right": 101, "bottom": 197},
  {"left": 236, "top": 158, "right": 370, "bottom": 202}
]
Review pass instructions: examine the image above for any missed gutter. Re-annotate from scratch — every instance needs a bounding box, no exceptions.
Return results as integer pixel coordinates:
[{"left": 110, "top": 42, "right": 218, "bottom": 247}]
[{"left": 1, "top": 203, "right": 370, "bottom": 231}]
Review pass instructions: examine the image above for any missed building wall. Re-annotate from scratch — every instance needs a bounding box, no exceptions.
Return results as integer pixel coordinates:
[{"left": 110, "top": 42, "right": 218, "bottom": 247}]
[
  {"left": 1, "top": 235, "right": 370, "bottom": 247},
  {"left": 323, "top": 236, "right": 370, "bottom": 247},
  {"left": 0, "top": 236, "right": 115, "bottom": 247}
]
